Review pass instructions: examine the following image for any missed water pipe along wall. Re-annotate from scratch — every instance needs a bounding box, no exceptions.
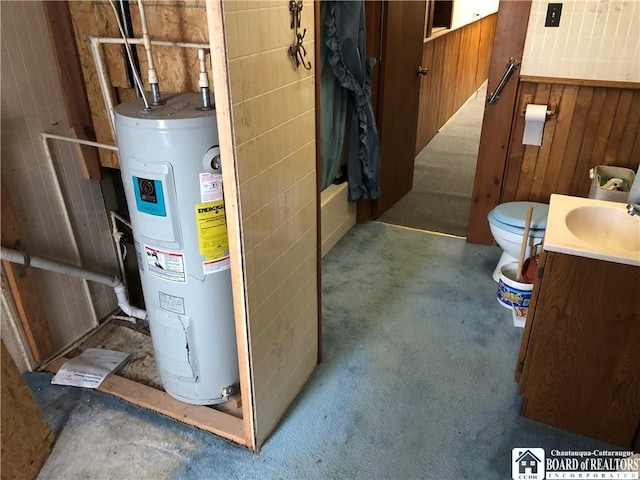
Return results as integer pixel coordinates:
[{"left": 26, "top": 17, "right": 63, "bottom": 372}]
[{"left": 67, "top": 1, "right": 213, "bottom": 168}]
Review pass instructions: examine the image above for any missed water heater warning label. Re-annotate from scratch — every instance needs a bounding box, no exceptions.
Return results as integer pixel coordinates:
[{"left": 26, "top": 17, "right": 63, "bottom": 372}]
[
  {"left": 195, "top": 201, "right": 229, "bottom": 265},
  {"left": 203, "top": 257, "right": 230, "bottom": 275},
  {"left": 158, "top": 291, "right": 185, "bottom": 314},
  {"left": 199, "top": 172, "right": 223, "bottom": 203},
  {"left": 144, "top": 246, "right": 186, "bottom": 283}
]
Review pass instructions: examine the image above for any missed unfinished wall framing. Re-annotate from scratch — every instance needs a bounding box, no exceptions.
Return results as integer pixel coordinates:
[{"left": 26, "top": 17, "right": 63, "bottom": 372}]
[
  {"left": 1, "top": 0, "right": 120, "bottom": 366},
  {"left": 6, "top": 0, "right": 321, "bottom": 451}
]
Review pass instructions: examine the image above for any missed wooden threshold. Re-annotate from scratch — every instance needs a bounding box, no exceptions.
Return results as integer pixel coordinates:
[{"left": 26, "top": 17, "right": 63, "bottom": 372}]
[{"left": 44, "top": 356, "right": 247, "bottom": 447}]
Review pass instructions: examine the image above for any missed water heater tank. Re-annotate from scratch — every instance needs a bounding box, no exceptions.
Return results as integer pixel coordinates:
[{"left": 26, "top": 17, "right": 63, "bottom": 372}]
[{"left": 114, "top": 93, "right": 239, "bottom": 405}]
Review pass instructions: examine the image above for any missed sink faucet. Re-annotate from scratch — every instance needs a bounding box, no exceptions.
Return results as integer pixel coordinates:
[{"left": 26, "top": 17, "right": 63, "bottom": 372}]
[{"left": 627, "top": 203, "right": 640, "bottom": 216}]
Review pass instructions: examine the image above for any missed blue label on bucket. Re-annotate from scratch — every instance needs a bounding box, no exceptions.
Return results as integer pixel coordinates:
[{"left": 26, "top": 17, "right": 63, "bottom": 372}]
[{"left": 497, "top": 279, "right": 531, "bottom": 308}]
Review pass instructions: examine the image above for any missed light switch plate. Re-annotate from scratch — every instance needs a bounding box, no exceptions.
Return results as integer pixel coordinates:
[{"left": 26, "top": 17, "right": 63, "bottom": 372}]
[{"left": 545, "top": 3, "right": 563, "bottom": 27}]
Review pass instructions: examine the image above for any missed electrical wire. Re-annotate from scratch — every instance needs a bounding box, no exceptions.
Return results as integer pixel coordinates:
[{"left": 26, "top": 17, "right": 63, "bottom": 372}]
[{"left": 108, "top": 0, "right": 150, "bottom": 109}]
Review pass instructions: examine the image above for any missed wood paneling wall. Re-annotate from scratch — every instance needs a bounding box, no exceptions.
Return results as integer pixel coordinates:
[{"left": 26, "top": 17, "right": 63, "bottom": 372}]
[
  {"left": 415, "top": 14, "right": 497, "bottom": 154},
  {"left": 502, "top": 80, "right": 640, "bottom": 203}
]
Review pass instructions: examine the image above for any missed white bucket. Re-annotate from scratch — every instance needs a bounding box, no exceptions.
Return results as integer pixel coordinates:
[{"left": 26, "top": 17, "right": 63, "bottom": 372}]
[{"left": 497, "top": 262, "right": 533, "bottom": 309}]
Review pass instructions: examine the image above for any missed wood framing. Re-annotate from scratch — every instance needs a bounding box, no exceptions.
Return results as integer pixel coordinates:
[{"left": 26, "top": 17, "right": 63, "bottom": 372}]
[
  {"left": 11, "top": 0, "right": 322, "bottom": 453},
  {"left": 467, "top": 0, "right": 532, "bottom": 244},
  {"left": 43, "top": 1, "right": 102, "bottom": 180},
  {"left": 205, "top": 0, "right": 257, "bottom": 450},
  {"left": 1, "top": 342, "right": 54, "bottom": 479},
  {"left": 1, "top": 182, "right": 55, "bottom": 364},
  {"left": 44, "top": 357, "right": 246, "bottom": 445},
  {"left": 66, "top": 1, "right": 210, "bottom": 168}
]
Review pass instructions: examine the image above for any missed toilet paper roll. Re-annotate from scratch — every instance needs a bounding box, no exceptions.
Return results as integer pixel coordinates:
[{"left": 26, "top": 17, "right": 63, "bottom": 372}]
[{"left": 522, "top": 104, "right": 547, "bottom": 146}]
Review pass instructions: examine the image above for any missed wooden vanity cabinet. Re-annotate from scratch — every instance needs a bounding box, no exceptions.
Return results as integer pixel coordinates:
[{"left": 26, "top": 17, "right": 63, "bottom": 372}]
[{"left": 515, "top": 249, "right": 640, "bottom": 449}]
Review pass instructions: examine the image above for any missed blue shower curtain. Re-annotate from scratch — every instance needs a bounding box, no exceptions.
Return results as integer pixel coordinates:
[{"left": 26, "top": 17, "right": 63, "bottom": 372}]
[{"left": 320, "top": 0, "right": 381, "bottom": 201}]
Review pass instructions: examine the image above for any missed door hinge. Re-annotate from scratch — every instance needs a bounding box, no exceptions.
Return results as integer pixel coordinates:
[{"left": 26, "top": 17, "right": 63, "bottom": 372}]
[
  {"left": 537, "top": 267, "right": 544, "bottom": 278},
  {"left": 518, "top": 361, "right": 525, "bottom": 373}
]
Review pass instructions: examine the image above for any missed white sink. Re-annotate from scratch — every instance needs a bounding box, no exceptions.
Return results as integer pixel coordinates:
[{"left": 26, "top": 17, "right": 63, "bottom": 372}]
[
  {"left": 565, "top": 205, "right": 640, "bottom": 252},
  {"left": 544, "top": 194, "right": 640, "bottom": 266}
]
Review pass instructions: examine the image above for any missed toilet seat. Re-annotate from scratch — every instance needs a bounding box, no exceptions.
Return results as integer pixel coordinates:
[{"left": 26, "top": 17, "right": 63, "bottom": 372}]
[{"left": 488, "top": 201, "right": 548, "bottom": 236}]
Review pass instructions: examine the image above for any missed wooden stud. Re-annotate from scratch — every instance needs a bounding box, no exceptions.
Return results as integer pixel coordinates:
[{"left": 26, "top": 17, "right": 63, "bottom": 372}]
[
  {"left": 1, "top": 183, "right": 55, "bottom": 364},
  {"left": 467, "top": 0, "right": 532, "bottom": 244},
  {"left": 43, "top": 1, "right": 102, "bottom": 180}
]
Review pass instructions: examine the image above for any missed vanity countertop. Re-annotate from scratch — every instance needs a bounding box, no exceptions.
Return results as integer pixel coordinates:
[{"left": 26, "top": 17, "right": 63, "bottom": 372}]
[{"left": 544, "top": 194, "right": 640, "bottom": 267}]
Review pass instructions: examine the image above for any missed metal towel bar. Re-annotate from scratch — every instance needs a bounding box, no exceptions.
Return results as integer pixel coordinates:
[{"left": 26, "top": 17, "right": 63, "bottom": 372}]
[{"left": 487, "top": 58, "right": 520, "bottom": 105}]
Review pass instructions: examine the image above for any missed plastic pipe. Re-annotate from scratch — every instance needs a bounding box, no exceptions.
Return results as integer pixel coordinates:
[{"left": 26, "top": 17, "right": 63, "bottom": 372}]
[
  {"left": 198, "top": 49, "right": 212, "bottom": 109},
  {"left": 90, "top": 36, "right": 118, "bottom": 135},
  {"left": 137, "top": 0, "right": 161, "bottom": 105},
  {"left": 41, "top": 133, "right": 118, "bottom": 151},
  {"left": 89, "top": 35, "right": 211, "bottom": 129},
  {"left": 113, "top": 282, "right": 147, "bottom": 320},
  {"left": 198, "top": 49, "right": 209, "bottom": 88},
  {"left": 0, "top": 247, "right": 147, "bottom": 321},
  {"left": 94, "top": 37, "right": 211, "bottom": 49}
]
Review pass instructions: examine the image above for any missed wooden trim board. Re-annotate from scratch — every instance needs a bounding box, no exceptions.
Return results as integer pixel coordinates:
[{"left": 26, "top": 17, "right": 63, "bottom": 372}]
[
  {"left": 467, "top": 0, "right": 532, "bottom": 244},
  {"left": 205, "top": 0, "right": 257, "bottom": 450},
  {"left": 44, "top": 357, "right": 247, "bottom": 447},
  {"left": 314, "top": 0, "right": 323, "bottom": 364},
  {"left": 520, "top": 76, "right": 640, "bottom": 90}
]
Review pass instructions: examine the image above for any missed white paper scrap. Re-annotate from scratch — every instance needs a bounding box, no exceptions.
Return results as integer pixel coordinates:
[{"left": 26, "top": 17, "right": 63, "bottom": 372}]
[{"left": 51, "top": 348, "right": 131, "bottom": 389}]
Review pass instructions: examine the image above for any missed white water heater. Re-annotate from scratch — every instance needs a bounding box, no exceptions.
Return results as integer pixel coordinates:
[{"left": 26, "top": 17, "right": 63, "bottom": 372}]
[{"left": 114, "top": 93, "right": 239, "bottom": 405}]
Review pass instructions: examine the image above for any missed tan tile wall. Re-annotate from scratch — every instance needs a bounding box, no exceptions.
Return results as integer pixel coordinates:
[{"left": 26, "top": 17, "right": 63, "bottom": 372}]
[
  {"left": 1, "top": 1, "right": 119, "bottom": 360},
  {"left": 522, "top": 0, "right": 639, "bottom": 82},
  {"left": 223, "top": 0, "right": 318, "bottom": 445}
]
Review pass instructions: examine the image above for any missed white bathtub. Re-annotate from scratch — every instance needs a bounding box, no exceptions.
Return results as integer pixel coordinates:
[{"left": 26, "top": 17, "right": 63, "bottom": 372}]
[{"left": 320, "top": 182, "right": 356, "bottom": 258}]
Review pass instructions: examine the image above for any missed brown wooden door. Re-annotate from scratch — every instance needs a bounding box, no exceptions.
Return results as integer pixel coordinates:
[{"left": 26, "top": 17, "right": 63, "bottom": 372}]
[
  {"left": 373, "top": 1, "right": 427, "bottom": 217},
  {"left": 467, "top": 1, "right": 532, "bottom": 244}
]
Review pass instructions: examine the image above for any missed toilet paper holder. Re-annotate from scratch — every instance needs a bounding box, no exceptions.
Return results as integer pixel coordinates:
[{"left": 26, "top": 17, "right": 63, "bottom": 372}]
[{"left": 520, "top": 95, "right": 558, "bottom": 117}]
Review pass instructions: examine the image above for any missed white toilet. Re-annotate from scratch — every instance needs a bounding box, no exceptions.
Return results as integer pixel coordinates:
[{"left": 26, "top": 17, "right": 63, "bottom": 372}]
[{"left": 487, "top": 201, "right": 549, "bottom": 282}]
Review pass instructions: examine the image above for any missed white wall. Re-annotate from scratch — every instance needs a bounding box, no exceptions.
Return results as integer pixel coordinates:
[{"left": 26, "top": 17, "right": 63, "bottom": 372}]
[
  {"left": 1, "top": 1, "right": 119, "bottom": 368},
  {"left": 451, "top": 0, "right": 499, "bottom": 30},
  {"left": 521, "top": 0, "right": 639, "bottom": 81}
]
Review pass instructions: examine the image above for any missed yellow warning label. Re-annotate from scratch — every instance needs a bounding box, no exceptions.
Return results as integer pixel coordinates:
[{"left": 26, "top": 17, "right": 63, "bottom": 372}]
[{"left": 195, "top": 201, "right": 229, "bottom": 261}]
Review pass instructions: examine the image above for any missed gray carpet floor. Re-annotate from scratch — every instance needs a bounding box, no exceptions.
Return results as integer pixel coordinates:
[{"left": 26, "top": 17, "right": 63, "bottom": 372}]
[
  {"left": 378, "top": 85, "right": 486, "bottom": 237},
  {"left": 28, "top": 222, "right": 619, "bottom": 479}
]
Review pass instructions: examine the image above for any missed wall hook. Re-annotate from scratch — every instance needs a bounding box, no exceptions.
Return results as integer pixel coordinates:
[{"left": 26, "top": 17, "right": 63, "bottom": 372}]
[{"left": 288, "top": 0, "right": 311, "bottom": 70}]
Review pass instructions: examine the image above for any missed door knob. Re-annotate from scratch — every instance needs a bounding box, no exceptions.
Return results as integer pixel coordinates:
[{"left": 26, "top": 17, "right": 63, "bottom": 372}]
[{"left": 417, "top": 66, "right": 429, "bottom": 76}]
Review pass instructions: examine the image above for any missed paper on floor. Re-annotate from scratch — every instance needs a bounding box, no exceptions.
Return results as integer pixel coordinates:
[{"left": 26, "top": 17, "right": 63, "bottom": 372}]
[{"left": 51, "top": 348, "right": 131, "bottom": 389}]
